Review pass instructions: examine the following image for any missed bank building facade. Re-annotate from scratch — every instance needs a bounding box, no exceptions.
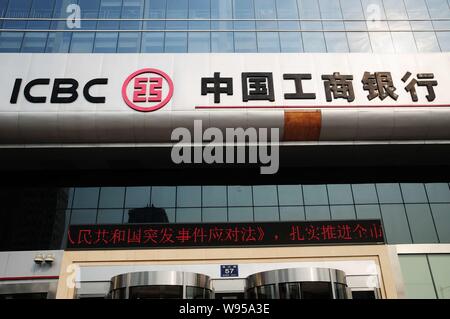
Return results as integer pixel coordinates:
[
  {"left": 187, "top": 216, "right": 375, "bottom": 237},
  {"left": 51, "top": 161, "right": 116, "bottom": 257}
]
[{"left": 0, "top": 0, "right": 450, "bottom": 299}]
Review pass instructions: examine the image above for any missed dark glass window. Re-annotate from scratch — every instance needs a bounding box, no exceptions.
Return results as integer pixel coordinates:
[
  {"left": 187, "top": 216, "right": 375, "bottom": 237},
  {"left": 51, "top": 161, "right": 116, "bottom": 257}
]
[
  {"left": 280, "top": 206, "right": 305, "bottom": 221},
  {"left": 376, "top": 183, "right": 403, "bottom": 204},
  {"left": 72, "top": 188, "right": 100, "bottom": 209},
  {"left": 405, "top": 204, "right": 438, "bottom": 243},
  {"left": 301, "top": 282, "right": 332, "bottom": 299},
  {"left": 305, "top": 206, "right": 331, "bottom": 221},
  {"left": 228, "top": 186, "right": 252, "bottom": 206},
  {"left": 177, "top": 186, "right": 201, "bottom": 207},
  {"left": 152, "top": 186, "right": 176, "bottom": 207},
  {"left": 254, "top": 206, "right": 279, "bottom": 221},
  {"left": 253, "top": 185, "right": 278, "bottom": 206},
  {"left": 202, "top": 186, "right": 227, "bottom": 207},
  {"left": 203, "top": 207, "right": 227, "bottom": 222},
  {"left": 303, "top": 185, "right": 328, "bottom": 205},
  {"left": 129, "top": 285, "right": 183, "bottom": 299},
  {"left": 176, "top": 208, "right": 201, "bottom": 223},
  {"left": 21, "top": 32, "right": 48, "bottom": 52},
  {"left": 124, "top": 186, "right": 151, "bottom": 208},
  {"left": 380, "top": 204, "right": 412, "bottom": 244},
  {"left": 327, "top": 184, "right": 353, "bottom": 205},
  {"left": 117, "top": 32, "right": 141, "bottom": 52},
  {"left": 70, "top": 32, "right": 95, "bottom": 53},
  {"left": 352, "top": 184, "right": 378, "bottom": 204},
  {"left": 99, "top": 187, "right": 125, "bottom": 208},
  {"left": 228, "top": 207, "right": 253, "bottom": 222},
  {"left": 94, "top": 32, "right": 118, "bottom": 53},
  {"left": 142, "top": 32, "right": 164, "bottom": 52}
]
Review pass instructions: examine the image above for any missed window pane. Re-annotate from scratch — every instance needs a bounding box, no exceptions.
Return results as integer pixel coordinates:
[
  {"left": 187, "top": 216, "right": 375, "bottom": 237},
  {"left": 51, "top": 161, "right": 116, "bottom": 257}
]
[
  {"left": 377, "top": 184, "right": 403, "bottom": 204},
  {"left": 98, "top": 0, "right": 122, "bottom": 30},
  {"left": 428, "top": 254, "right": 450, "bottom": 299},
  {"left": 280, "top": 206, "right": 305, "bottom": 221},
  {"left": 164, "top": 32, "right": 188, "bottom": 52},
  {"left": 93, "top": 32, "right": 118, "bottom": 53},
  {"left": 229, "top": 207, "right": 253, "bottom": 222},
  {"left": 177, "top": 186, "right": 201, "bottom": 207},
  {"left": 405, "top": 204, "right": 438, "bottom": 243},
  {"left": 234, "top": 32, "right": 257, "bottom": 52},
  {"left": 211, "top": 32, "right": 234, "bottom": 52},
  {"left": 202, "top": 186, "right": 227, "bottom": 207},
  {"left": 142, "top": 32, "right": 164, "bottom": 52},
  {"left": 46, "top": 32, "right": 71, "bottom": 52},
  {"left": 70, "top": 32, "right": 95, "bottom": 53},
  {"left": 189, "top": 0, "right": 210, "bottom": 18},
  {"left": 257, "top": 32, "right": 280, "bottom": 52},
  {"left": 414, "top": 32, "right": 441, "bottom": 52},
  {"left": 21, "top": 32, "right": 47, "bottom": 52},
  {"left": 279, "top": 32, "right": 303, "bottom": 52},
  {"left": 151, "top": 187, "right": 176, "bottom": 207},
  {"left": 0, "top": 32, "right": 24, "bottom": 52},
  {"left": 324, "top": 32, "right": 349, "bottom": 52},
  {"left": 430, "top": 204, "right": 450, "bottom": 242},
  {"left": 380, "top": 204, "right": 412, "bottom": 244},
  {"left": 399, "top": 255, "right": 437, "bottom": 299},
  {"left": 0, "top": 0, "right": 8, "bottom": 28},
  {"left": 369, "top": 32, "right": 395, "bottom": 53},
  {"left": 70, "top": 209, "right": 97, "bottom": 225},
  {"left": 328, "top": 184, "right": 353, "bottom": 205},
  {"left": 276, "top": 0, "right": 299, "bottom": 19},
  {"left": 97, "top": 209, "right": 124, "bottom": 224},
  {"left": 305, "top": 206, "right": 331, "bottom": 221},
  {"left": 203, "top": 207, "right": 227, "bottom": 222},
  {"left": 401, "top": 183, "right": 428, "bottom": 203},
  {"left": 120, "top": 0, "right": 144, "bottom": 30},
  {"left": 352, "top": 184, "right": 378, "bottom": 204},
  {"left": 391, "top": 32, "right": 417, "bottom": 53},
  {"left": 99, "top": 187, "right": 125, "bottom": 208},
  {"left": 255, "top": 0, "right": 277, "bottom": 30},
  {"left": 188, "top": 32, "right": 210, "bottom": 52},
  {"left": 176, "top": 208, "right": 201, "bottom": 223},
  {"left": 211, "top": 0, "right": 232, "bottom": 30},
  {"left": 167, "top": 0, "right": 188, "bottom": 18},
  {"left": 124, "top": 187, "right": 150, "bottom": 208},
  {"left": 253, "top": 186, "right": 278, "bottom": 206},
  {"left": 126, "top": 206, "right": 172, "bottom": 223},
  {"left": 355, "top": 204, "right": 381, "bottom": 220},
  {"left": 347, "top": 32, "right": 372, "bottom": 52},
  {"left": 228, "top": 186, "right": 252, "bottom": 206},
  {"left": 302, "top": 32, "right": 327, "bottom": 52},
  {"left": 144, "top": 0, "right": 166, "bottom": 29},
  {"left": 4, "top": 0, "right": 32, "bottom": 29},
  {"left": 330, "top": 205, "right": 356, "bottom": 220},
  {"left": 303, "top": 185, "right": 328, "bottom": 205},
  {"left": 73, "top": 188, "right": 99, "bottom": 209},
  {"left": 117, "top": 32, "right": 141, "bottom": 52},
  {"left": 78, "top": 0, "right": 100, "bottom": 29},
  {"left": 278, "top": 185, "right": 303, "bottom": 205},
  {"left": 166, "top": 208, "right": 176, "bottom": 223},
  {"left": 436, "top": 32, "right": 450, "bottom": 51},
  {"left": 426, "top": 183, "right": 450, "bottom": 202},
  {"left": 254, "top": 207, "right": 279, "bottom": 221}
]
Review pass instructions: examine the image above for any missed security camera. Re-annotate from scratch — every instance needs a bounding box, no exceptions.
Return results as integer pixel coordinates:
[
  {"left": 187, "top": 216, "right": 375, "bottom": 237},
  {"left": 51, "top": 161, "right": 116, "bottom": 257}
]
[
  {"left": 34, "top": 254, "right": 44, "bottom": 264},
  {"left": 44, "top": 254, "right": 55, "bottom": 264}
]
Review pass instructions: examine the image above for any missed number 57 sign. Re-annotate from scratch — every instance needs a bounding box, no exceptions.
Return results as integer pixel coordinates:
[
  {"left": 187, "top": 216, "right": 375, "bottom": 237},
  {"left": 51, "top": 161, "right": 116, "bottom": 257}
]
[{"left": 220, "top": 265, "right": 239, "bottom": 278}]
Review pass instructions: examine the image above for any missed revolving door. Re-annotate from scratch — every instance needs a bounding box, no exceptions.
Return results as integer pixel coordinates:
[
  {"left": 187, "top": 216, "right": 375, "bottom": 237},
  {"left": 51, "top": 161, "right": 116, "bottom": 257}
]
[
  {"left": 109, "top": 271, "right": 212, "bottom": 299},
  {"left": 245, "top": 268, "right": 349, "bottom": 299}
]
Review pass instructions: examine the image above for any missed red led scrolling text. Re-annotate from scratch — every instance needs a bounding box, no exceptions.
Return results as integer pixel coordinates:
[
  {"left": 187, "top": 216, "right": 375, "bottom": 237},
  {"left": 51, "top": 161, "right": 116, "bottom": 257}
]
[{"left": 68, "top": 223, "right": 383, "bottom": 247}]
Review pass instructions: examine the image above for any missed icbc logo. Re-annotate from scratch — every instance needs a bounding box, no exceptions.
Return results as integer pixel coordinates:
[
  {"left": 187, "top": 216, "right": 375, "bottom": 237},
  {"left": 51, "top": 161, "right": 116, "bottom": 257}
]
[{"left": 122, "top": 68, "right": 174, "bottom": 112}]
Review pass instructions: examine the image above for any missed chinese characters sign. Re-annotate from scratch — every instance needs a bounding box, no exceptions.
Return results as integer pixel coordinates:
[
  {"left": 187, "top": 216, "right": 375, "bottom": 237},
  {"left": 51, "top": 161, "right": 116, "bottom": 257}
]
[
  {"left": 66, "top": 220, "right": 384, "bottom": 250},
  {"left": 200, "top": 71, "right": 437, "bottom": 104}
]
